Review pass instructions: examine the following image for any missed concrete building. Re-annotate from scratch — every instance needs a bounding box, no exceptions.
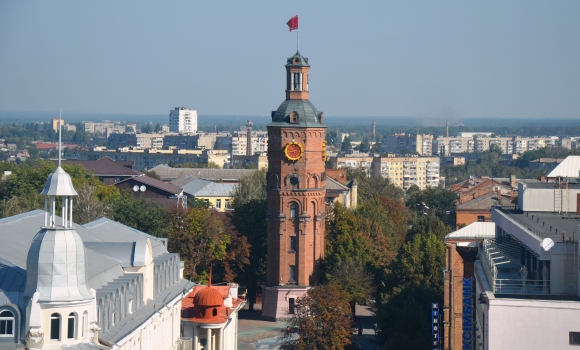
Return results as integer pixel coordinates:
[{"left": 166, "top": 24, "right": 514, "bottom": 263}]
[
  {"left": 136, "top": 133, "right": 165, "bottom": 149},
  {"left": 434, "top": 137, "right": 474, "bottom": 156},
  {"left": 230, "top": 154, "right": 269, "bottom": 169},
  {"left": 64, "top": 148, "right": 230, "bottom": 170},
  {"left": 84, "top": 121, "right": 126, "bottom": 136},
  {"left": 372, "top": 154, "right": 440, "bottom": 190},
  {"left": 443, "top": 179, "right": 580, "bottom": 350},
  {"left": 108, "top": 134, "right": 137, "bottom": 149},
  {"left": 262, "top": 50, "right": 326, "bottom": 321},
  {"left": 169, "top": 107, "right": 198, "bottom": 133},
  {"left": 381, "top": 133, "right": 433, "bottom": 156},
  {"left": 0, "top": 159, "right": 194, "bottom": 349},
  {"left": 163, "top": 135, "right": 199, "bottom": 150},
  {"left": 473, "top": 137, "right": 513, "bottom": 154},
  {"left": 329, "top": 152, "right": 375, "bottom": 175}
]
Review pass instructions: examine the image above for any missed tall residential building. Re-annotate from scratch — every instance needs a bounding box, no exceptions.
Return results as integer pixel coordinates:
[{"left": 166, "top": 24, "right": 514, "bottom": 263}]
[
  {"left": 372, "top": 154, "right": 440, "bottom": 190},
  {"left": 433, "top": 137, "right": 474, "bottom": 156},
  {"left": 169, "top": 107, "right": 198, "bottom": 133},
  {"left": 381, "top": 133, "right": 433, "bottom": 156},
  {"left": 262, "top": 50, "right": 326, "bottom": 321}
]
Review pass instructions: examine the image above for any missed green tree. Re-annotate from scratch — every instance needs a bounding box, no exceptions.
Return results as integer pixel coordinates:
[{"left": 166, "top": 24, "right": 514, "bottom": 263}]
[
  {"left": 341, "top": 136, "right": 352, "bottom": 152},
  {"left": 326, "top": 259, "right": 375, "bottom": 316},
  {"left": 375, "top": 232, "right": 445, "bottom": 349},
  {"left": 111, "top": 191, "right": 166, "bottom": 237},
  {"left": 232, "top": 168, "right": 266, "bottom": 206},
  {"left": 283, "top": 283, "right": 354, "bottom": 350},
  {"left": 359, "top": 137, "right": 370, "bottom": 153}
]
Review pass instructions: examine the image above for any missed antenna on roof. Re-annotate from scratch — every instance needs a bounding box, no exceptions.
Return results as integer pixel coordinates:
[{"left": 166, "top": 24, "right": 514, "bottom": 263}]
[
  {"left": 58, "top": 110, "right": 62, "bottom": 167},
  {"left": 209, "top": 265, "right": 212, "bottom": 287}
]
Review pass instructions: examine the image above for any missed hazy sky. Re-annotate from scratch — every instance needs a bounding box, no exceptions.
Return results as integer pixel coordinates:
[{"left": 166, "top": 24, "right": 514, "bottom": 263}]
[{"left": 1, "top": 1, "right": 579, "bottom": 119}]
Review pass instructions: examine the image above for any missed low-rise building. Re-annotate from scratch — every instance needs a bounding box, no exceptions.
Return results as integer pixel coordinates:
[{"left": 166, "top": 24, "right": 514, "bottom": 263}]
[
  {"left": 115, "top": 175, "right": 187, "bottom": 209},
  {"left": 176, "top": 178, "right": 236, "bottom": 212}
]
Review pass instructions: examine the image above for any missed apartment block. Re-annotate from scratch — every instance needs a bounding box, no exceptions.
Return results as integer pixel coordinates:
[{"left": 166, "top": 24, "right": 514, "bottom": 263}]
[
  {"left": 372, "top": 154, "right": 440, "bottom": 190},
  {"left": 329, "top": 152, "right": 375, "bottom": 174},
  {"left": 84, "top": 121, "right": 126, "bottom": 136},
  {"left": 381, "top": 133, "right": 434, "bottom": 156},
  {"left": 169, "top": 107, "right": 198, "bottom": 133},
  {"left": 433, "top": 137, "right": 474, "bottom": 156}
]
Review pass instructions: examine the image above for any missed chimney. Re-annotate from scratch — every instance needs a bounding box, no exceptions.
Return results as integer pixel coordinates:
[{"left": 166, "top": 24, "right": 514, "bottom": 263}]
[{"left": 246, "top": 120, "right": 253, "bottom": 156}]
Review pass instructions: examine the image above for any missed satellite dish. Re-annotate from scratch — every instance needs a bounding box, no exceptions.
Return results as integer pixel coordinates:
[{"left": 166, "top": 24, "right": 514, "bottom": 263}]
[
  {"left": 542, "top": 238, "right": 554, "bottom": 251},
  {"left": 140, "top": 185, "right": 146, "bottom": 192},
  {"left": 133, "top": 185, "right": 139, "bottom": 192}
]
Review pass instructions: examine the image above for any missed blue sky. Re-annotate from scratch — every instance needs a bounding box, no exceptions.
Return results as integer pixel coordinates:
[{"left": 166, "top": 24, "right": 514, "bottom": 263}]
[{"left": 1, "top": 1, "right": 579, "bottom": 119}]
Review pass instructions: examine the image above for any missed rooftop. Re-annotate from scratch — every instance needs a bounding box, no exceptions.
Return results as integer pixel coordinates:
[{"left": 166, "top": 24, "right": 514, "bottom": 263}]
[{"left": 499, "top": 208, "right": 580, "bottom": 241}]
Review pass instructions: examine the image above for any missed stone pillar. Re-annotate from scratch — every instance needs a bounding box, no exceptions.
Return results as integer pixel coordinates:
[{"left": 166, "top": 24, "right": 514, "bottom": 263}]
[
  {"left": 218, "top": 328, "right": 224, "bottom": 350},
  {"left": 206, "top": 328, "right": 212, "bottom": 350},
  {"left": 193, "top": 326, "right": 198, "bottom": 350}
]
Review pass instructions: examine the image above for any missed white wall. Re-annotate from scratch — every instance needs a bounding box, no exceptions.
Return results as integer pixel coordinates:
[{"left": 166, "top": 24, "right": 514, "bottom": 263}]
[
  {"left": 486, "top": 298, "right": 580, "bottom": 350},
  {"left": 519, "top": 183, "right": 580, "bottom": 213}
]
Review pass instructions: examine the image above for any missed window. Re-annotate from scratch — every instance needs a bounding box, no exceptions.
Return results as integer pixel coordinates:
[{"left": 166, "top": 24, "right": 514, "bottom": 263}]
[
  {"left": 289, "top": 265, "right": 296, "bottom": 282},
  {"left": 0, "top": 310, "right": 14, "bottom": 337},
  {"left": 290, "top": 204, "right": 297, "bottom": 219},
  {"left": 290, "top": 236, "right": 297, "bottom": 252},
  {"left": 289, "top": 298, "right": 295, "bottom": 314},
  {"left": 50, "top": 313, "right": 61, "bottom": 340},
  {"left": 570, "top": 332, "right": 580, "bottom": 345},
  {"left": 67, "top": 313, "right": 76, "bottom": 339},
  {"left": 477, "top": 216, "right": 485, "bottom": 222},
  {"left": 215, "top": 199, "right": 221, "bottom": 209},
  {"left": 225, "top": 199, "right": 231, "bottom": 209}
]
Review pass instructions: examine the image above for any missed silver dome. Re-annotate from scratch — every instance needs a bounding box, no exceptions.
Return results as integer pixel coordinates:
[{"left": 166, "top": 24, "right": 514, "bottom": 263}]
[
  {"left": 24, "top": 228, "right": 92, "bottom": 302},
  {"left": 40, "top": 166, "right": 78, "bottom": 196}
]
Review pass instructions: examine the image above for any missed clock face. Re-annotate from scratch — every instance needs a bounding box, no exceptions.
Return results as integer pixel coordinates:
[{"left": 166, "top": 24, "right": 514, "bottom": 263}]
[{"left": 284, "top": 142, "right": 303, "bottom": 161}]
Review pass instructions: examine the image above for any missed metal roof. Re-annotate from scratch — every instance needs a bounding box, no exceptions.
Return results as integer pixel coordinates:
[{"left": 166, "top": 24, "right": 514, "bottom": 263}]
[
  {"left": 59, "top": 157, "right": 142, "bottom": 177},
  {"left": 62, "top": 343, "right": 110, "bottom": 350},
  {"left": 115, "top": 175, "right": 183, "bottom": 196},
  {"left": 40, "top": 166, "right": 78, "bottom": 196},
  {"left": 99, "top": 279, "right": 194, "bottom": 344},
  {"left": 547, "top": 156, "right": 580, "bottom": 178},
  {"left": 151, "top": 165, "right": 253, "bottom": 182},
  {"left": 325, "top": 177, "right": 350, "bottom": 192},
  {"left": 455, "top": 192, "right": 514, "bottom": 210},
  {"left": 445, "top": 222, "right": 496, "bottom": 241},
  {"left": 286, "top": 51, "right": 309, "bottom": 67},
  {"left": 187, "top": 181, "right": 237, "bottom": 197},
  {"left": 268, "top": 99, "right": 327, "bottom": 128}
]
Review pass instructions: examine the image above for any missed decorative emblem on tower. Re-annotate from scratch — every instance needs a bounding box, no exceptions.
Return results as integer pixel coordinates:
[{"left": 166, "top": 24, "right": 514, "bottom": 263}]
[{"left": 284, "top": 141, "right": 304, "bottom": 161}]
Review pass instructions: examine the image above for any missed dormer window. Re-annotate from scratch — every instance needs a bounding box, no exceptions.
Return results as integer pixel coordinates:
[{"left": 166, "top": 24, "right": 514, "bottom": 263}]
[{"left": 289, "top": 111, "right": 299, "bottom": 124}]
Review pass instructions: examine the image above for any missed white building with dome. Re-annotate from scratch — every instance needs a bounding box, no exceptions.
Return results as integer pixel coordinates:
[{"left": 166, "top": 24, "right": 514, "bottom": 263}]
[{"left": 0, "top": 155, "right": 194, "bottom": 349}]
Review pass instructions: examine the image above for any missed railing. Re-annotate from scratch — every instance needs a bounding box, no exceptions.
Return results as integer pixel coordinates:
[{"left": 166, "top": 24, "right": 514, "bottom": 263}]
[
  {"left": 176, "top": 338, "right": 193, "bottom": 350},
  {"left": 494, "top": 279, "right": 550, "bottom": 295}
]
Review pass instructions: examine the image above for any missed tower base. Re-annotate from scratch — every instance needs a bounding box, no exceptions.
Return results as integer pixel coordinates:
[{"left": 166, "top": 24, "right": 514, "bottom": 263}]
[{"left": 261, "top": 285, "right": 310, "bottom": 321}]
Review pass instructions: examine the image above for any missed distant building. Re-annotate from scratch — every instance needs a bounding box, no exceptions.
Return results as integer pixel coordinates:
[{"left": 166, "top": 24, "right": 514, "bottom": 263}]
[
  {"left": 136, "top": 133, "right": 165, "bottom": 149},
  {"left": 176, "top": 178, "right": 236, "bottom": 212},
  {"left": 150, "top": 165, "right": 253, "bottom": 182},
  {"left": 163, "top": 135, "right": 199, "bottom": 150},
  {"left": 84, "top": 121, "right": 125, "bottom": 136},
  {"left": 329, "top": 152, "right": 375, "bottom": 174},
  {"left": 109, "top": 133, "right": 137, "bottom": 149},
  {"left": 57, "top": 157, "right": 142, "bottom": 184},
  {"left": 529, "top": 158, "right": 564, "bottom": 172},
  {"left": 434, "top": 137, "right": 474, "bottom": 155},
  {"left": 546, "top": 156, "right": 580, "bottom": 180},
  {"left": 372, "top": 154, "right": 440, "bottom": 190},
  {"left": 230, "top": 153, "right": 269, "bottom": 169},
  {"left": 381, "top": 133, "right": 433, "bottom": 156},
  {"left": 115, "top": 175, "right": 187, "bottom": 209},
  {"left": 169, "top": 107, "right": 198, "bottom": 133}
]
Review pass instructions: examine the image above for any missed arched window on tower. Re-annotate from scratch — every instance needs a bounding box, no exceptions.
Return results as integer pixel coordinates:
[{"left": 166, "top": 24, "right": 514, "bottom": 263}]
[
  {"left": 0, "top": 310, "right": 14, "bottom": 337},
  {"left": 50, "top": 313, "right": 61, "bottom": 340},
  {"left": 67, "top": 313, "right": 76, "bottom": 339},
  {"left": 290, "top": 203, "right": 297, "bottom": 219}
]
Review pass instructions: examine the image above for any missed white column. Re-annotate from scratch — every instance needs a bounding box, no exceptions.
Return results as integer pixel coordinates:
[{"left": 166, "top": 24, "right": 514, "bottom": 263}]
[
  {"left": 206, "top": 328, "right": 212, "bottom": 350},
  {"left": 193, "top": 326, "right": 199, "bottom": 350},
  {"left": 290, "top": 73, "right": 294, "bottom": 91},
  {"left": 218, "top": 328, "right": 224, "bottom": 350},
  {"left": 298, "top": 73, "right": 302, "bottom": 91},
  {"left": 69, "top": 197, "right": 73, "bottom": 227}
]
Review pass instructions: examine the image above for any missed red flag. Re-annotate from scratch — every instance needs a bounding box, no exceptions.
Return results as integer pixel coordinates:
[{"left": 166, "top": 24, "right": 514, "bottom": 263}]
[{"left": 287, "top": 15, "right": 298, "bottom": 32}]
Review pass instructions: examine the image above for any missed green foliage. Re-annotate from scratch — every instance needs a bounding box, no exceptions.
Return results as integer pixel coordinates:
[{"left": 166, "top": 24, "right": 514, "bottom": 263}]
[
  {"left": 375, "top": 232, "right": 445, "bottom": 349},
  {"left": 358, "top": 137, "right": 370, "bottom": 152},
  {"left": 283, "top": 283, "right": 354, "bottom": 350},
  {"left": 370, "top": 141, "right": 381, "bottom": 153},
  {"left": 407, "top": 214, "right": 452, "bottom": 242},
  {"left": 341, "top": 136, "right": 352, "bottom": 152},
  {"left": 347, "top": 167, "right": 404, "bottom": 204},
  {"left": 232, "top": 168, "right": 266, "bottom": 206},
  {"left": 406, "top": 187, "right": 457, "bottom": 222},
  {"left": 326, "top": 259, "right": 375, "bottom": 315},
  {"left": 111, "top": 191, "right": 166, "bottom": 237},
  {"left": 514, "top": 147, "right": 580, "bottom": 169},
  {"left": 231, "top": 198, "right": 267, "bottom": 310}
]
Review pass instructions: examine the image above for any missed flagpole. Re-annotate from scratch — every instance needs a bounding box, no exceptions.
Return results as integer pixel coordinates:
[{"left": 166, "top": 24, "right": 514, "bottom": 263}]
[{"left": 297, "top": 28, "right": 299, "bottom": 52}]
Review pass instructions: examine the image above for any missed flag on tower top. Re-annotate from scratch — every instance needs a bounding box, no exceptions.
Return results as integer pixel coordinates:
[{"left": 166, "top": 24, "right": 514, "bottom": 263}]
[{"left": 287, "top": 15, "right": 298, "bottom": 31}]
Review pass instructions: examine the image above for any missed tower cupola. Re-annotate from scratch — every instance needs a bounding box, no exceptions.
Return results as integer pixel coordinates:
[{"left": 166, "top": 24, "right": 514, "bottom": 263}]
[{"left": 286, "top": 51, "right": 310, "bottom": 100}]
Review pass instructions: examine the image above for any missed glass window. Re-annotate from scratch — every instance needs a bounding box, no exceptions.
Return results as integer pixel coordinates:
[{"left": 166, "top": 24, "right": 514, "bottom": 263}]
[
  {"left": 477, "top": 216, "right": 485, "bottom": 222},
  {"left": 289, "top": 298, "right": 295, "bottom": 314},
  {"left": 290, "top": 204, "right": 297, "bottom": 219},
  {"left": 50, "top": 313, "right": 61, "bottom": 340},
  {"left": 290, "top": 236, "right": 297, "bottom": 252},
  {"left": 225, "top": 199, "right": 231, "bottom": 209},
  {"left": 289, "top": 265, "right": 296, "bottom": 282},
  {"left": 215, "top": 199, "right": 221, "bottom": 209},
  {"left": 67, "top": 313, "right": 76, "bottom": 339},
  {"left": 570, "top": 332, "right": 580, "bottom": 345},
  {"left": 0, "top": 310, "right": 14, "bottom": 337}
]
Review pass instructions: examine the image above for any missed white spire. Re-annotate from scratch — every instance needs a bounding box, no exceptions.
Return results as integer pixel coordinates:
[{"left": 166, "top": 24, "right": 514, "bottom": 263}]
[{"left": 58, "top": 109, "right": 62, "bottom": 167}]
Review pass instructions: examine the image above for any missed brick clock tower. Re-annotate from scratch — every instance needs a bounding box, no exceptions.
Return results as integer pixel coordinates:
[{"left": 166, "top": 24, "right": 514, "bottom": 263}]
[{"left": 261, "top": 51, "right": 327, "bottom": 321}]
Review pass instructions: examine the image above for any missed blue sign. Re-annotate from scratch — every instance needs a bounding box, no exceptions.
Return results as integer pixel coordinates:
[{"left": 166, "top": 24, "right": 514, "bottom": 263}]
[
  {"left": 432, "top": 302, "right": 440, "bottom": 350},
  {"left": 462, "top": 277, "right": 473, "bottom": 350}
]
